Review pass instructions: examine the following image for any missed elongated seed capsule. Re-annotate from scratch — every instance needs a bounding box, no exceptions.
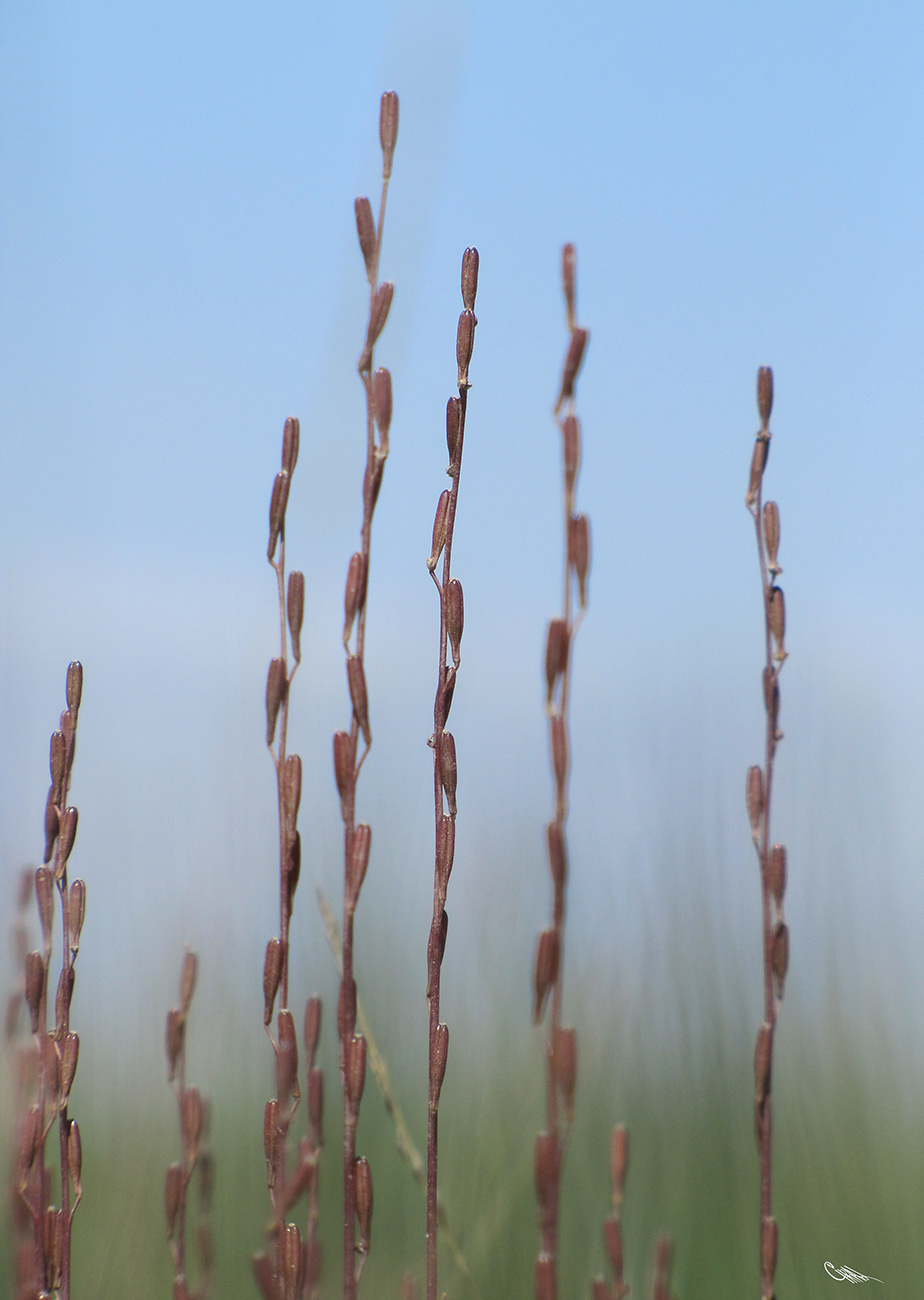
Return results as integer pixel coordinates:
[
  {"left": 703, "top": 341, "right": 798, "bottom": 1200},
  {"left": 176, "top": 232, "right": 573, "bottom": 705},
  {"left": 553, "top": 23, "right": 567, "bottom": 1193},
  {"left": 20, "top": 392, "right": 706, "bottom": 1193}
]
[
  {"left": 67, "top": 1118, "right": 82, "bottom": 1195},
  {"left": 757, "top": 366, "right": 773, "bottom": 428},
  {"left": 754, "top": 1022, "right": 773, "bottom": 1106},
  {"left": 767, "top": 844, "right": 787, "bottom": 907},
  {"left": 366, "top": 282, "right": 394, "bottom": 352},
  {"left": 17, "top": 1105, "right": 40, "bottom": 1178},
  {"left": 343, "top": 552, "right": 367, "bottom": 645},
  {"left": 355, "top": 197, "right": 376, "bottom": 279},
  {"left": 535, "top": 1258, "right": 555, "bottom": 1300},
  {"left": 562, "top": 242, "right": 576, "bottom": 330},
  {"left": 165, "top": 1008, "right": 185, "bottom": 1081},
  {"left": 568, "top": 513, "right": 590, "bottom": 606},
  {"left": 286, "top": 831, "right": 301, "bottom": 914},
  {"left": 746, "top": 765, "right": 764, "bottom": 837},
  {"left": 60, "top": 1032, "right": 79, "bottom": 1104},
  {"left": 338, "top": 976, "right": 357, "bottom": 1042},
  {"left": 551, "top": 715, "right": 568, "bottom": 790},
  {"left": 547, "top": 821, "right": 567, "bottom": 893},
  {"left": 263, "top": 1098, "right": 278, "bottom": 1173},
  {"left": 263, "top": 938, "right": 282, "bottom": 1026},
  {"left": 761, "top": 1215, "right": 779, "bottom": 1297},
  {"left": 346, "top": 1033, "right": 367, "bottom": 1108},
  {"left": 771, "top": 922, "right": 789, "bottom": 999},
  {"left": 165, "top": 1162, "right": 182, "bottom": 1239},
  {"left": 456, "top": 309, "right": 476, "bottom": 387},
  {"left": 746, "top": 436, "right": 769, "bottom": 508},
  {"left": 308, "top": 1067, "right": 323, "bottom": 1144},
  {"left": 769, "top": 585, "right": 786, "bottom": 656},
  {"left": 35, "top": 867, "right": 54, "bottom": 945},
  {"left": 268, "top": 470, "right": 291, "bottom": 560},
  {"left": 611, "top": 1124, "right": 629, "bottom": 1205},
  {"left": 284, "top": 752, "right": 302, "bottom": 831},
  {"left": 50, "top": 731, "right": 66, "bottom": 800},
  {"left": 348, "top": 823, "right": 372, "bottom": 907},
  {"left": 461, "top": 246, "right": 479, "bottom": 311},
  {"left": 554, "top": 1026, "right": 577, "bottom": 1121},
  {"left": 44, "top": 790, "right": 59, "bottom": 863},
  {"left": 57, "top": 806, "right": 78, "bottom": 869},
  {"left": 380, "top": 90, "right": 399, "bottom": 177},
  {"left": 332, "top": 731, "right": 354, "bottom": 812},
  {"left": 426, "top": 910, "right": 448, "bottom": 998},
  {"left": 347, "top": 655, "right": 371, "bottom": 745},
  {"left": 265, "top": 658, "right": 287, "bottom": 746},
  {"left": 446, "top": 397, "right": 461, "bottom": 468},
  {"left": 373, "top": 366, "right": 392, "bottom": 442},
  {"left": 562, "top": 414, "right": 580, "bottom": 496},
  {"left": 428, "top": 490, "right": 450, "bottom": 572},
  {"left": 763, "top": 500, "right": 781, "bottom": 574},
  {"left": 532, "top": 927, "right": 559, "bottom": 1023},
  {"left": 438, "top": 731, "right": 458, "bottom": 817},
  {"left": 55, "top": 965, "right": 74, "bottom": 1029},
  {"left": 604, "top": 1214, "right": 624, "bottom": 1279},
  {"left": 533, "top": 1130, "right": 557, "bottom": 1210},
  {"left": 763, "top": 666, "right": 779, "bottom": 736},
  {"left": 25, "top": 952, "right": 43, "bottom": 1033},
  {"left": 446, "top": 578, "right": 464, "bottom": 667},
  {"left": 556, "top": 326, "right": 588, "bottom": 413},
  {"left": 545, "top": 618, "right": 569, "bottom": 703},
  {"left": 66, "top": 661, "right": 83, "bottom": 720},
  {"left": 276, "top": 1010, "right": 298, "bottom": 1102},
  {"left": 282, "top": 416, "right": 300, "bottom": 476},
  {"left": 431, "top": 1021, "right": 449, "bottom": 1105},
  {"left": 436, "top": 815, "right": 455, "bottom": 894},
  {"left": 283, "top": 1223, "right": 302, "bottom": 1300},
  {"left": 440, "top": 664, "right": 456, "bottom": 722},
  {"left": 356, "top": 1155, "right": 373, "bottom": 1249},
  {"left": 287, "top": 570, "right": 305, "bottom": 661}
]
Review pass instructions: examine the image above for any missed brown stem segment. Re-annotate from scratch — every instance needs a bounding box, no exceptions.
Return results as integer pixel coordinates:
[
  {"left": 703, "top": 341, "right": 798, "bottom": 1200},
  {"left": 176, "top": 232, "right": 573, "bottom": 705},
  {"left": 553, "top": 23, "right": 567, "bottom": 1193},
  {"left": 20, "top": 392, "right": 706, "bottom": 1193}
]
[{"left": 426, "top": 246, "right": 479, "bottom": 1300}]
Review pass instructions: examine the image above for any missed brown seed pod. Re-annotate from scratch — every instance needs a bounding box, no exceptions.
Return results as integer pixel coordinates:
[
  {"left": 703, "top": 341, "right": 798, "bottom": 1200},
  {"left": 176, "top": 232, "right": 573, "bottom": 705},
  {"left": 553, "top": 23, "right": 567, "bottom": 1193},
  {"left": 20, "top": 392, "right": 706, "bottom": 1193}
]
[
  {"left": 568, "top": 513, "right": 590, "bottom": 607},
  {"left": 438, "top": 731, "right": 458, "bottom": 817},
  {"left": 268, "top": 470, "right": 291, "bottom": 561},
  {"left": 35, "top": 867, "right": 55, "bottom": 946},
  {"left": 611, "top": 1124, "right": 629, "bottom": 1205},
  {"left": 461, "top": 246, "right": 479, "bottom": 312},
  {"left": 533, "top": 1130, "right": 557, "bottom": 1211},
  {"left": 604, "top": 1213, "right": 624, "bottom": 1280},
  {"left": 745, "top": 435, "right": 769, "bottom": 508},
  {"left": 436, "top": 815, "right": 455, "bottom": 895},
  {"left": 547, "top": 821, "right": 568, "bottom": 894},
  {"left": 760, "top": 1215, "right": 778, "bottom": 1297},
  {"left": 44, "top": 789, "right": 59, "bottom": 863},
  {"left": 282, "top": 1222, "right": 302, "bottom": 1300},
  {"left": 763, "top": 500, "right": 781, "bottom": 574},
  {"left": 365, "top": 281, "right": 394, "bottom": 355},
  {"left": 263, "top": 1099, "right": 279, "bottom": 1176},
  {"left": 183, "top": 1086, "right": 204, "bottom": 1154},
  {"left": 767, "top": 843, "right": 787, "bottom": 908},
  {"left": 50, "top": 730, "right": 66, "bottom": 800},
  {"left": 380, "top": 90, "right": 399, "bottom": 178},
  {"left": 343, "top": 552, "right": 367, "bottom": 645},
  {"left": 446, "top": 577, "right": 464, "bottom": 667},
  {"left": 532, "top": 927, "right": 559, "bottom": 1023},
  {"left": 746, "top": 765, "right": 764, "bottom": 837},
  {"left": 303, "top": 995, "right": 322, "bottom": 1067},
  {"left": 545, "top": 618, "right": 569, "bottom": 704},
  {"left": 332, "top": 730, "right": 355, "bottom": 813},
  {"left": 440, "top": 663, "right": 456, "bottom": 724},
  {"left": 67, "top": 1117, "right": 82, "bottom": 1196},
  {"left": 60, "top": 1031, "right": 79, "bottom": 1104},
  {"left": 275, "top": 1009, "right": 299, "bottom": 1103},
  {"left": 287, "top": 569, "right": 305, "bottom": 662},
  {"left": 347, "top": 655, "right": 371, "bottom": 745},
  {"left": 456, "top": 309, "right": 477, "bottom": 388},
  {"left": 346, "top": 1033, "right": 367, "bottom": 1109},
  {"left": 55, "top": 964, "right": 74, "bottom": 1031},
  {"left": 355, "top": 196, "right": 376, "bottom": 279},
  {"left": 426, "top": 910, "right": 448, "bottom": 998},
  {"left": 165, "top": 1007, "right": 185, "bottom": 1081},
  {"left": 265, "top": 657, "right": 287, "bottom": 746},
  {"left": 338, "top": 976, "right": 357, "bottom": 1043},
  {"left": 431, "top": 1021, "right": 449, "bottom": 1106},
  {"left": 66, "top": 661, "right": 84, "bottom": 720},
  {"left": 754, "top": 1022, "right": 772, "bottom": 1106},
  {"left": 762, "top": 666, "right": 779, "bottom": 736},
  {"left": 284, "top": 753, "right": 302, "bottom": 841},
  {"left": 263, "top": 938, "right": 283, "bottom": 1026},
  {"left": 556, "top": 326, "right": 588, "bottom": 413},
  {"left": 165, "top": 1161, "right": 182, "bottom": 1240},
  {"left": 348, "top": 823, "right": 372, "bottom": 909},
  {"left": 551, "top": 715, "right": 568, "bottom": 791},
  {"left": 562, "top": 242, "right": 576, "bottom": 330},
  {"left": 17, "top": 1104, "right": 40, "bottom": 1178},
  {"left": 757, "top": 366, "right": 774, "bottom": 428},
  {"left": 771, "top": 922, "right": 790, "bottom": 999},
  {"left": 373, "top": 366, "right": 393, "bottom": 441},
  {"left": 768, "top": 585, "right": 786, "bottom": 656},
  {"left": 68, "top": 878, "right": 86, "bottom": 951},
  {"left": 428, "top": 490, "right": 451, "bottom": 572},
  {"left": 562, "top": 413, "right": 580, "bottom": 495},
  {"left": 554, "top": 1026, "right": 577, "bottom": 1121},
  {"left": 356, "top": 1155, "right": 373, "bottom": 1250},
  {"left": 535, "top": 1257, "right": 556, "bottom": 1300},
  {"left": 308, "top": 1066, "right": 324, "bottom": 1146},
  {"left": 446, "top": 397, "right": 461, "bottom": 468},
  {"left": 282, "top": 415, "right": 300, "bottom": 476},
  {"left": 57, "top": 805, "right": 79, "bottom": 869},
  {"left": 25, "top": 952, "right": 43, "bottom": 1034}
]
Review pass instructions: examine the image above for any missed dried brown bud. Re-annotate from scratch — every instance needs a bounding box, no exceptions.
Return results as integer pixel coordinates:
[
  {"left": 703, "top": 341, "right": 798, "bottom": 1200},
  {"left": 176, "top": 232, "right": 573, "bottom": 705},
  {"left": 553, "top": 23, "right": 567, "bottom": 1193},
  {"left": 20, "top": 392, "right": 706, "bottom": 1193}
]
[
  {"left": 545, "top": 619, "right": 569, "bottom": 703},
  {"left": 533, "top": 928, "right": 559, "bottom": 1023},
  {"left": 355, "top": 1155, "right": 373, "bottom": 1249},
  {"left": 55, "top": 964, "right": 74, "bottom": 1030},
  {"left": 268, "top": 470, "right": 291, "bottom": 561},
  {"left": 355, "top": 196, "right": 376, "bottom": 279},
  {"left": 767, "top": 844, "right": 787, "bottom": 908},
  {"left": 760, "top": 1215, "right": 778, "bottom": 1297},
  {"left": 603, "top": 1214, "right": 624, "bottom": 1280},
  {"left": 348, "top": 823, "right": 372, "bottom": 909},
  {"left": 287, "top": 570, "right": 305, "bottom": 662},
  {"left": 263, "top": 938, "right": 283, "bottom": 1026},
  {"left": 343, "top": 552, "right": 367, "bottom": 646},
  {"left": 44, "top": 789, "right": 59, "bottom": 863},
  {"left": 303, "top": 995, "right": 322, "bottom": 1067},
  {"left": 554, "top": 1026, "right": 577, "bottom": 1121},
  {"left": 183, "top": 1087, "right": 204, "bottom": 1154},
  {"left": 338, "top": 976, "right": 357, "bottom": 1042},
  {"left": 431, "top": 1021, "right": 449, "bottom": 1105},
  {"left": 263, "top": 1099, "right": 279, "bottom": 1176},
  {"left": 66, "top": 661, "right": 83, "bottom": 720},
  {"left": 35, "top": 867, "right": 54, "bottom": 946},
  {"left": 17, "top": 1105, "right": 40, "bottom": 1177},
  {"left": 60, "top": 1032, "right": 79, "bottom": 1103},
  {"left": 436, "top": 815, "right": 455, "bottom": 895},
  {"left": 446, "top": 577, "right": 464, "bottom": 667},
  {"left": 562, "top": 243, "right": 576, "bottom": 329},
  {"left": 373, "top": 366, "right": 393, "bottom": 443},
  {"left": 25, "top": 952, "right": 43, "bottom": 1034},
  {"left": 68, "top": 878, "right": 86, "bottom": 951},
  {"left": 165, "top": 1162, "right": 182, "bottom": 1240},
  {"left": 763, "top": 500, "right": 781, "bottom": 574},
  {"left": 611, "top": 1124, "right": 629, "bottom": 1204},
  {"left": 535, "top": 1256, "right": 556, "bottom": 1300},
  {"left": 438, "top": 731, "right": 458, "bottom": 817},
  {"left": 534, "top": 1130, "right": 558, "bottom": 1210},
  {"left": 282, "top": 1222, "right": 302, "bottom": 1300},
  {"left": 364, "top": 282, "right": 394, "bottom": 361},
  {"left": 763, "top": 666, "right": 779, "bottom": 736},
  {"left": 67, "top": 1118, "right": 82, "bottom": 1195},
  {"left": 551, "top": 715, "right": 568, "bottom": 791},
  {"left": 754, "top": 1022, "right": 773, "bottom": 1106},
  {"left": 446, "top": 397, "right": 461, "bottom": 467},
  {"left": 562, "top": 414, "right": 580, "bottom": 495},
  {"left": 308, "top": 1066, "right": 324, "bottom": 1145},
  {"left": 556, "top": 326, "right": 588, "bottom": 413},
  {"left": 746, "top": 765, "right": 764, "bottom": 837},
  {"left": 57, "top": 805, "right": 78, "bottom": 868},
  {"left": 426, "top": 910, "right": 448, "bottom": 997},
  {"left": 166, "top": 1007, "right": 185, "bottom": 1081},
  {"left": 461, "top": 246, "right": 479, "bottom": 311},
  {"left": 757, "top": 366, "right": 773, "bottom": 428},
  {"left": 568, "top": 513, "right": 590, "bottom": 607},
  {"left": 440, "top": 663, "right": 456, "bottom": 723},
  {"left": 771, "top": 922, "right": 789, "bottom": 1000},
  {"left": 50, "top": 730, "right": 66, "bottom": 799},
  {"left": 746, "top": 436, "right": 769, "bottom": 507},
  {"left": 347, "top": 655, "right": 371, "bottom": 745},
  {"left": 547, "top": 821, "right": 567, "bottom": 893},
  {"left": 346, "top": 1033, "right": 367, "bottom": 1109},
  {"left": 282, "top": 415, "right": 300, "bottom": 476},
  {"left": 428, "top": 489, "right": 451, "bottom": 572},
  {"left": 276, "top": 1009, "right": 298, "bottom": 1102},
  {"left": 380, "top": 90, "right": 399, "bottom": 178},
  {"left": 265, "top": 657, "right": 287, "bottom": 746},
  {"left": 456, "top": 309, "right": 476, "bottom": 387},
  {"left": 333, "top": 730, "right": 355, "bottom": 814},
  {"left": 768, "top": 585, "right": 786, "bottom": 657}
]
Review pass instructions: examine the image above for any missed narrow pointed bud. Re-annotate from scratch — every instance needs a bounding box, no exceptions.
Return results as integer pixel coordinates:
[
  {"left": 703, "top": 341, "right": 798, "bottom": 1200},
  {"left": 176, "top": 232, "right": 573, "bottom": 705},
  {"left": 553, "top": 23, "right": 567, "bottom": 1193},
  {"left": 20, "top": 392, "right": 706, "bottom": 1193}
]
[
  {"left": 346, "top": 1033, "right": 367, "bottom": 1108},
  {"left": 554, "top": 1026, "right": 577, "bottom": 1121},
  {"left": 556, "top": 326, "right": 588, "bottom": 413},
  {"left": 166, "top": 1007, "right": 184, "bottom": 1081},
  {"left": 746, "top": 436, "right": 769, "bottom": 507},
  {"left": 611, "top": 1124, "right": 629, "bottom": 1204},
  {"left": 287, "top": 570, "right": 305, "bottom": 662},
  {"left": 568, "top": 513, "right": 590, "bottom": 606},
  {"left": 265, "top": 657, "right": 287, "bottom": 746},
  {"left": 347, "top": 654, "right": 372, "bottom": 745},
  {"left": 363, "top": 281, "right": 394, "bottom": 359},
  {"left": 534, "top": 1130, "right": 557, "bottom": 1210},
  {"left": 428, "top": 490, "right": 451, "bottom": 571},
  {"left": 446, "top": 398, "right": 461, "bottom": 467},
  {"left": 268, "top": 470, "right": 291, "bottom": 560},
  {"left": 603, "top": 1214, "right": 624, "bottom": 1280},
  {"left": 25, "top": 952, "right": 43, "bottom": 1034},
  {"left": 545, "top": 619, "right": 569, "bottom": 704},
  {"left": 763, "top": 501, "right": 781, "bottom": 574},
  {"left": 68, "top": 879, "right": 86, "bottom": 951},
  {"left": 35, "top": 867, "right": 55, "bottom": 946},
  {"left": 263, "top": 1099, "right": 279, "bottom": 1180},
  {"left": 55, "top": 965, "right": 74, "bottom": 1031},
  {"left": 757, "top": 366, "right": 773, "bottom": 428},
  {"left": 456, "top": 308, "right": 476, "bottom": 387},
  {"left": 562, "top": 414, "right": 580, "bottom": 495},
  {"left": 282, "top": 1222, "right": 302, "bottom": 1300},
  {"left": 333, "top": 730, "right": 354, "bottom": 814},
  {"left": 308, "top": 1066, "right": 324, "bottom": 1144},
  {"left": 440, "top": 663, "right": 456, "bottom": 723},
  {"left": 426, "top": 910, "right": 448, "bottom": 998},
  {"left": 355, "top": 196, "right": 376, "bottom": 279},
  {"left": 767, "top": 843, "right": 787, "bottom": 908},
  {"left": 356, "top": 1155, "right": 373, "bottom": 1249},
  {"left": 771, "top": 922, "right": 789, "bottom": 999},
  {"left": 763, "top": 666, "right": 780, "bottom": 736},
  {"left": 768, "top": 585, "right": 786, "bottom": 657},
  {"left": 183, "top": 1087, "right": 204, "bottom": 1155},
  {"left": 380, "top": 90, "right": 399, "bottom": 178},
  {"left": 446, "top": 577, "right": 464, "bottom": 667},
  {"left": 67, "top": 1118, "right": 82, "bottom": 1195},
  {"left": 761, "top": 1215, "right": 779, "bottom": 1298},
  {"left": 44, "top": 789, "right": 59, "bottom": 863},
  {"left": 263, "top": 938, "right": 283, "bottom": 1025},
  {"left": 373, "top": 366, "right": 392, "bottom": 443},
  {"left": 533, "top": 927, "right": 559, "bottom": 1023},
  {"left": 284, "top": 753, "right": 302, "bottom": 839},
  {"left": 338, "top": 976, "right": 357, "bottom": 1042},
  {"left": 17, "top": 1105, "right": 40, "bottom": 1177},
  {"left": 547, "top": 821, "right": 567, "bottom": 893},
  {"left": 281, "top": 415, "right": 300, "bottom": 476},
  {"left": 551, "top": 715, "right": 568, "bottom": 790},
  {"left": 438, "top": 731, "right": 458, "bottom": 817},
  {"left": 60, "top": 1031, "right": 79, "bottom": 1103},
  {"left": 461, "top": 246, "right": 479, "bottom": 311},
  {"left": 436, "top": 815, "right": 455, "bottom": 894},
  {"left": 66, "top": 661, "right": 83, "bottom": 720},
  {"left": 179, "top": 949, "right": 197, "bottom": 1014},
  {"left": 57, "top": 805, "right": 78, "bottom": 870},
  {"left": 50, "top": 730, "right": 66, "bottom": 799},
  {"left": 431, "top": 1021, "right": 449, "bottom": 1105},
  {"left": 165, "top": 1162, "right": 182, "bottom": 1239},
  {"left": 754, "top": 1022, "right": 773, "bottom": 1105},
  {"left": 746, "top": 765, "right": 764, "bottom": 837},
  {"left": 276, "top": 1009, "right": 298, "bottom": 1102},
  {"left": 348, "top": 823, "right": 372, "bottom": 909},
  {"left": 535, "top": 1257, "right": 556, "bottom": 1300},
  {"left": 343, "top": 552, "right": 367, "bottom": 645},
  {"left": 562, "top": 242, "right": 577, "bottom": 329}
]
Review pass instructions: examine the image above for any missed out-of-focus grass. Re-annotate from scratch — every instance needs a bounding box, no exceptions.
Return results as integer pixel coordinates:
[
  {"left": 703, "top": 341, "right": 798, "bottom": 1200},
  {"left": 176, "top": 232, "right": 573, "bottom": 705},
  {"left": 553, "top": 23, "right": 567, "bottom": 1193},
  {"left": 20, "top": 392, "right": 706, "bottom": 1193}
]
[{"left": 5, "top": 927, "right": 921, "bottom": 1299}]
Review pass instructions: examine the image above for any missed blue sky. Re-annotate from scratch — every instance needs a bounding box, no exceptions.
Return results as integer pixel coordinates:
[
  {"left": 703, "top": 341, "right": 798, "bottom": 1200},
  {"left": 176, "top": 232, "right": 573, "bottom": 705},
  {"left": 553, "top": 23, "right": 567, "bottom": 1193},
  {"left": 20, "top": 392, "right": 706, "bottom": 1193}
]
[{"left": 2, "top": 1, "right": 923, "bottom": 1071}]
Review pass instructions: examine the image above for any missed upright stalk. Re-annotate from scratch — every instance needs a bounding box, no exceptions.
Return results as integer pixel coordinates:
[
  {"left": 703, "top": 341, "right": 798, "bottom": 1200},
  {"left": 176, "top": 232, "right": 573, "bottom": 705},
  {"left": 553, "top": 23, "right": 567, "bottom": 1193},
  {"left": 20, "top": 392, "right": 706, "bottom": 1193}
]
[
  {"left": 533, "top": 244, "right": 590, "bottom": 1300},
  {"left": 425, "top": 246, "right": 479, "bottom": 1300},
  {"left": 745, "top": 366, "right": 789, "bottom": 1300}
]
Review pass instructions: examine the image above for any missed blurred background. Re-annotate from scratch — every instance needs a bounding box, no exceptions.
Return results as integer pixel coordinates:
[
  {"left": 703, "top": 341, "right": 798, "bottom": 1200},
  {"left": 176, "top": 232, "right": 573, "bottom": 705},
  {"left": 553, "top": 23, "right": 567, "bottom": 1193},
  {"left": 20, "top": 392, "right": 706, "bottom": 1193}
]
[{"left": 2, "top": 1, "right": 923, "bottom": 1295}]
